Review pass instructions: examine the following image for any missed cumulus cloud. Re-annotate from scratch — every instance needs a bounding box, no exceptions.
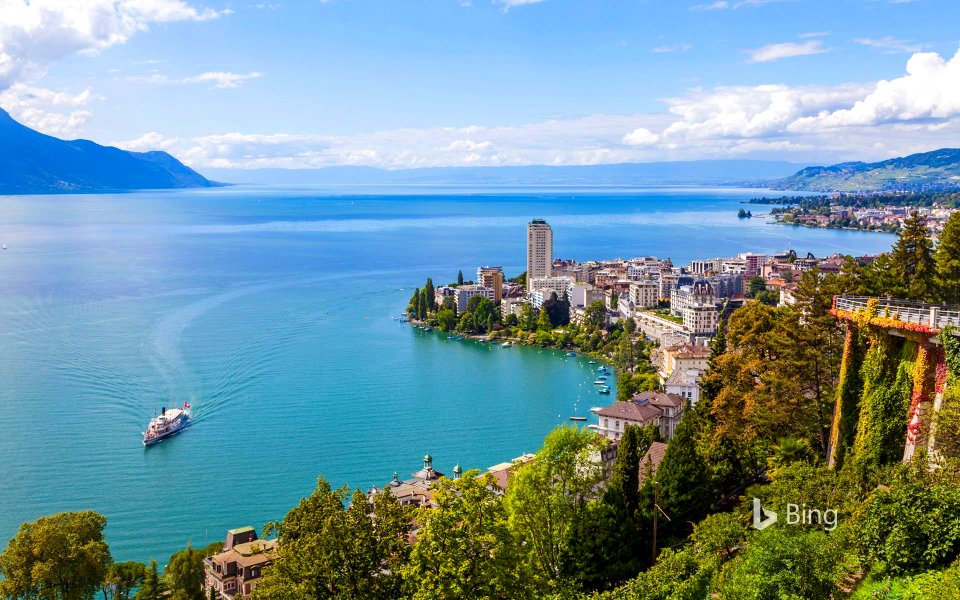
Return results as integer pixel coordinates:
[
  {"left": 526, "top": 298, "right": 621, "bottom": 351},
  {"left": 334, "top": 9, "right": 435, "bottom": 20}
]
[
  {"left": 790, "top": 48, "right": 960, "bottom": 130},
  {"left": 112, "top": 47, "right": 960, "bottom": 171},
  {"left": 131, "top": 71, "right": 263, "bottom": 89},
  {"left": 0, "top": 82, "right": 100, "bottom": 136},
  {"left": 622, "top": 127, "right": 659, "bottom": 146},
  {"left": 618, "top": 46, "right": 960, "bottom": 160},
  {"left": 0, "top": 0, "right": 230, "bottom": 89},
  {"left": 748, "top": 40, "right": 828, "bottom": 62}
]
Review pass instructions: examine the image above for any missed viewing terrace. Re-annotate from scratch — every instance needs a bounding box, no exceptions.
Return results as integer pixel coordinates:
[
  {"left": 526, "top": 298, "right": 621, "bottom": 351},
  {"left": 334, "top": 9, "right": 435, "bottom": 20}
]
[{"left": 834, "top": 296, "right": 960, "bottom": 333}]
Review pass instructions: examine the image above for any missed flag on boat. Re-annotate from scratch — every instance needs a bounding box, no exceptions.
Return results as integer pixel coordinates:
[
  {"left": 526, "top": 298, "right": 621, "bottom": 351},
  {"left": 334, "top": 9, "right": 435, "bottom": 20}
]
[{"left": 184, "top": 402, "right": 191, "bottom": 409}]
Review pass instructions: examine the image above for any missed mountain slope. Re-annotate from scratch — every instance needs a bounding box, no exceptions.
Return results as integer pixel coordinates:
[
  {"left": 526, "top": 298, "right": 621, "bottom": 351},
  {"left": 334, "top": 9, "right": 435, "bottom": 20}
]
[
  {"left": 0, "top": 108, "right": 214, "bottom": 194},
  {"left": 773, "top": 148, "right": 960, "bottom": 192}
]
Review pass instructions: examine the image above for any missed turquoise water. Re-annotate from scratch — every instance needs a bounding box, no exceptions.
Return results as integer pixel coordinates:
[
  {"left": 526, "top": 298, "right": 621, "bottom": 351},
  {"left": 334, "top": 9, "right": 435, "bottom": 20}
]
[{"left": 0, "top": 185, "right": 895, "bottom": 562}]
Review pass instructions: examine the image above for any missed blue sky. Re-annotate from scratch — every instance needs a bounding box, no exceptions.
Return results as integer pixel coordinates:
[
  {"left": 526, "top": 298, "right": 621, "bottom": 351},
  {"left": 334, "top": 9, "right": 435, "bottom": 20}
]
[{"left": 0, "top": 0, "right": 958, "bottom": 170}]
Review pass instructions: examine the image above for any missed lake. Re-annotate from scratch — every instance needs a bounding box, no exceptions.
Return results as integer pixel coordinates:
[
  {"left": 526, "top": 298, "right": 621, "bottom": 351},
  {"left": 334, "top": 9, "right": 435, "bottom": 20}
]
[{"left": 0, "top": 185, "right": 895, "bottom": 562}]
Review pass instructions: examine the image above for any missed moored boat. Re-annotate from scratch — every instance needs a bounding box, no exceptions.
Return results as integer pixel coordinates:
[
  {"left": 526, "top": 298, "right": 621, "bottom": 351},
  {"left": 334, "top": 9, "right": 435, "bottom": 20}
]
[
  {"left": 143, "top": 403, "right": 190, "bottom": 446},
  {"left": 569, "top": 416, "right": 588, "bottom": 421}
]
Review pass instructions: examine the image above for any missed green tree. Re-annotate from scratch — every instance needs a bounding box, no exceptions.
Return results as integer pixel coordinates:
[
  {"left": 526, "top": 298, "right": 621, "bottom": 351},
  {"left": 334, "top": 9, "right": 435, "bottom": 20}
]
[
  {"left": 102, "top": 561, "right": 146, "bottom": 600},
  {"left": 457, "top": 270, "right": 464, "bottom": 286},
  {"left": 417, "top": 289, "right": 428, "bottom": 320},
  {"left": 936, "top": 210, "right": 960, "bottom": 304},
  {"left": 424, "top": 278, "right": 436, "bottom": 312},
  {"left": 457, "top": 312, "right": 477, "bottom": 333},
  {"left": 624, "top": 317, "right": 636, "bottom": 335},
  {"left": 891, "top": 210, "right": 936, "bottom": 301},
  {"left": 164, "top": 545, "right": 205, "bottom": 600},
  {"left": 506, "top": 426, "right": 606, "bottom": 587},
  {"left": 564, "top": 425, "right": 654, "bottom": 589},
  {"left": 716, "top": 527, "right": 841, "bottom": 599},
  {"left": 403, "top": 472, "right": 529, "bottom": 599},
  {"left": 536, "top": 306, "right": 552, "bottom": 331},
  {"left": 0, "top": 511, "right": 111, "bottom": 600},
  {"left": 583, "top": 300, "right": 607, "bottom": 331},
  {"left": 468, "top": 296, "right": 498, "bottom": 333},
  {"left": 609, "top": 291, "right": 618, "bottom": 311},
  {"left": 252, "top": 478, "right": 410, "bottom": 599},
  {"left": 435, "top": 308, "right": 457, "bottom": 332},
  {"left": 135, "top": 561, "right": 166, "bottom": 600},
  {"left": 407, "top": 288, "right": 420, "bottom": 319},
  {"left": 441, "top": 295, "right": 457, "bottom": 314},
  {"left": 747, "top": 275, "right": 766, "bottom": 298},
  {"left": 519, "top": 304, "right": 537, "bottom": 331},
  {"left": 654, "top": 410, "right": 715, "bottom": 535},
  {"left": 782, "top": 268, "right": 844, "bottom": 454}
]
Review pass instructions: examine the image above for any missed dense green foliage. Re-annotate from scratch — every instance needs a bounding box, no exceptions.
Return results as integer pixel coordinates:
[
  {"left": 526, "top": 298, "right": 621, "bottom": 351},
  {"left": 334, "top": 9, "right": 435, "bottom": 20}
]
[
  {"left": 402, "top": 471, "right": 530, "bottom": 599},
  {"left": 0, "top": 511, "right": 111, "bottom": 600}
]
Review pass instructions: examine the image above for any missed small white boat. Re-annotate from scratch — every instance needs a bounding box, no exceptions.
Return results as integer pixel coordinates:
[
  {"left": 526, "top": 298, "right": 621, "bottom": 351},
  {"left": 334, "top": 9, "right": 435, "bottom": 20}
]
[
  {"left": 501, "top": 342, "right": 512, "bottom": 347},
  {"left": 1, "top": 243, "right": 6, "bottom": 250},
  {"left": 593, "top": 380, "right": 606, "bottom": 385}
]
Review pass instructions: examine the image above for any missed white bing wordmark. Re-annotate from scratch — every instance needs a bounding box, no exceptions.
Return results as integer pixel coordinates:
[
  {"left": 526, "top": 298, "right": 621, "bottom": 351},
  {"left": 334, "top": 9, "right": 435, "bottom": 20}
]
[
  {"left": 752, "top": 498, "right": 778, "bottom": 530},
  {"left": 751, "top": 498, "right": 839, "bottom": 531}
]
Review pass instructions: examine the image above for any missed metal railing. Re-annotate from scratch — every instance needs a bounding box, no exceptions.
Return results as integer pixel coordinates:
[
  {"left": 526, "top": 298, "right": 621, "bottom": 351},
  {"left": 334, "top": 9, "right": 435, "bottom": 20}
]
[{"left": 835, "top": 296, "right": 960, "bottom": 330}]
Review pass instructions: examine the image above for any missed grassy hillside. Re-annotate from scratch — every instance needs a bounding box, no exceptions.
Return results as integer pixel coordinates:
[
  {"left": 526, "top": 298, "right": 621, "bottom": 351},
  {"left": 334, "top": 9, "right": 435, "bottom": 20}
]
[{"left": 774, "top": 148, "right": 960, "bottom": 192}]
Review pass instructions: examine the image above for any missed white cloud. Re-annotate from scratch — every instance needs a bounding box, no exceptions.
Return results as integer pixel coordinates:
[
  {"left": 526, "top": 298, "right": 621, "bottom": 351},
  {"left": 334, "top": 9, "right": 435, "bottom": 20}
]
[
  {"left": 108, "top": 47, "right": 960, "bottom": 171},
  {"left": 493, "top": 0, "right": 547, "bottom": 11},
  {"left": 748, "top": 40, "right": 828, "bottom": 62},
  {"left": 652, "top": 43, "right": 692, "bottom": 54},
  {"left": 0, "top": 82, "right": 100, "bottom": 136},
  {"left": 0, "top": 0, "right": 230, "bottom": 89},
  {"left": 622, "top": 127, "right": 659, "bottom": 146},
  {"left": 854, "top": 36, "right": 925, "bottom": 54},
  {"left": 132, "top": 71, "right": 263, "bottom": 89},
  {"left": 790, "top": 47, "right": 960, "bottom": 129},
  {"left": 692, "top": 0, "right": 792, "bottom": 9}
]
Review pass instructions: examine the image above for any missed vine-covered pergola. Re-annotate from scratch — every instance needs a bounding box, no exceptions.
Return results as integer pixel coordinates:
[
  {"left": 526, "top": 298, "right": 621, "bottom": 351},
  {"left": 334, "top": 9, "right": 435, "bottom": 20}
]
[{"left": 829, "top": 296, "right": 960, "bottom": 470}]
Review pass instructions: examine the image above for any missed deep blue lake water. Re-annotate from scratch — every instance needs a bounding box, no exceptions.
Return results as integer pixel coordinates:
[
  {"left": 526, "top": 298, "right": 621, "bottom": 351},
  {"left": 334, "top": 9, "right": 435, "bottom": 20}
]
[{"left": 0, "top": 185, "right": 895, "bottom": 562}]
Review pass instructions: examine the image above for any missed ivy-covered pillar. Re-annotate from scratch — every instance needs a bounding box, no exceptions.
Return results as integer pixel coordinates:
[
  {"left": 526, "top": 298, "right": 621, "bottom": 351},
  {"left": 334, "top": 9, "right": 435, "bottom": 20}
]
[
  {"left": 903, "top": 344, "right": 937, "bottom": 462},
  {"left": 828, "top": 324, "right": 864, "bottom": 469},
  {"left": 925, "top": 346, "right": 949, "bottom": 461}
]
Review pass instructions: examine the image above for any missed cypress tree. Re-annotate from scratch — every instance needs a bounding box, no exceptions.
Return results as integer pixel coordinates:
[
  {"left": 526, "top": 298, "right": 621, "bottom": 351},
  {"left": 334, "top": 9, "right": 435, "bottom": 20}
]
[
  {"left": 891, "top": 211, "right": 935, "bottom": 301},
  {"left": 408, "top": 287, "right": 420, "bottom": 319},
  {"left": 655, "top": 410, "right": 714, "bottom": 536},
  {"left": 457, "top": 270, "right": 464, "bottom": 286},
  {"left": 424, "top": 278, "right": 436, "bottom": 311},
  {"left": 935, "top": 211, "right": 960, "bottom": 304},
  {"left": 417, "top": 289, "right": 428, "bottom": 320}
]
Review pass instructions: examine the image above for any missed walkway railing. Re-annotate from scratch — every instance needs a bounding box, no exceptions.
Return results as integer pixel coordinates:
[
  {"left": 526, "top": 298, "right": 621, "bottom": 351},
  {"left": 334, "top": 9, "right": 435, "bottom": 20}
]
[{"left": 835, "top": 296, "right": 960, "bottom": 330}]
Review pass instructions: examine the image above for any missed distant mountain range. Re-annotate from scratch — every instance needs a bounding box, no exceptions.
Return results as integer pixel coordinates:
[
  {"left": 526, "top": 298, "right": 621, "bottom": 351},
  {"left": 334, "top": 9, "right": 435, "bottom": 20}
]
[
  {"left": 0, "top": 108, "right": 214, "bottom": 194},
  {"left": 3, "top": 106, "right": 958, "bottom": 195},
  {"left": 203, "top": 161, "right": 804, "bottom": 186},
  {"left": 772, "top": 148, "right": 960, "bottom": 192}
]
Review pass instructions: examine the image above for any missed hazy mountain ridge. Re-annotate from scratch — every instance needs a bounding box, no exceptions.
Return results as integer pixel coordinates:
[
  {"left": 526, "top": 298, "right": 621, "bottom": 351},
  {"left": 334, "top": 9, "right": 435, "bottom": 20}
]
[
  {"left": 204, "top": 160, "right": 804, "bottom": 186},
  {"left": 773, "top": 148, "right": 960, "bottom": 192},
  {"left": 0, "top": 108, "right": 215, "bottom": 194}
]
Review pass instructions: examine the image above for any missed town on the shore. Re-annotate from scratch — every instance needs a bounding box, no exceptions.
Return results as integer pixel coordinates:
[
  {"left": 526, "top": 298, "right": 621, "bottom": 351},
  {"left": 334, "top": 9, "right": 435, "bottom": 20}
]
[
  {"left": 754, "top": 191, "right": 959, "bottom": 233},
  {"left": 198, "top": 217, "right": 888, "bottom": 599}
]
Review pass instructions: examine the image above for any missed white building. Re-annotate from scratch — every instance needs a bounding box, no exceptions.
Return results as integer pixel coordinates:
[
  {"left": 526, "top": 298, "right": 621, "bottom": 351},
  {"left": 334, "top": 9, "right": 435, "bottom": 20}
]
[
  {"left": 671, "top": 281, "right": 719, "bottom": 335},
  {"left": 454, "top": 285, "right": 495, "bottom": 313},
  {"left": 664, "top": 368, "right": 703, "bottom": 407},
  {"left": 527, "top": 277, "right": 574, "bottom": 299},
  {"left": 593, "top": 392, "right": 685, "bottom": 442},
  {"left": 527, "top": 219, "right": 553, "bottom": 290},
  {"left": 629, "top": 280, "right": 660, "bottom": 309}
]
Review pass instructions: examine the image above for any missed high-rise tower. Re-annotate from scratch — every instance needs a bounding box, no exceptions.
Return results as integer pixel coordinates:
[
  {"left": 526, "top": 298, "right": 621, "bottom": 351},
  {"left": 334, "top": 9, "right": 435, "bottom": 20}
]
[{"left": 527, "top": 219, "right": 553, "bottom": 290}]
